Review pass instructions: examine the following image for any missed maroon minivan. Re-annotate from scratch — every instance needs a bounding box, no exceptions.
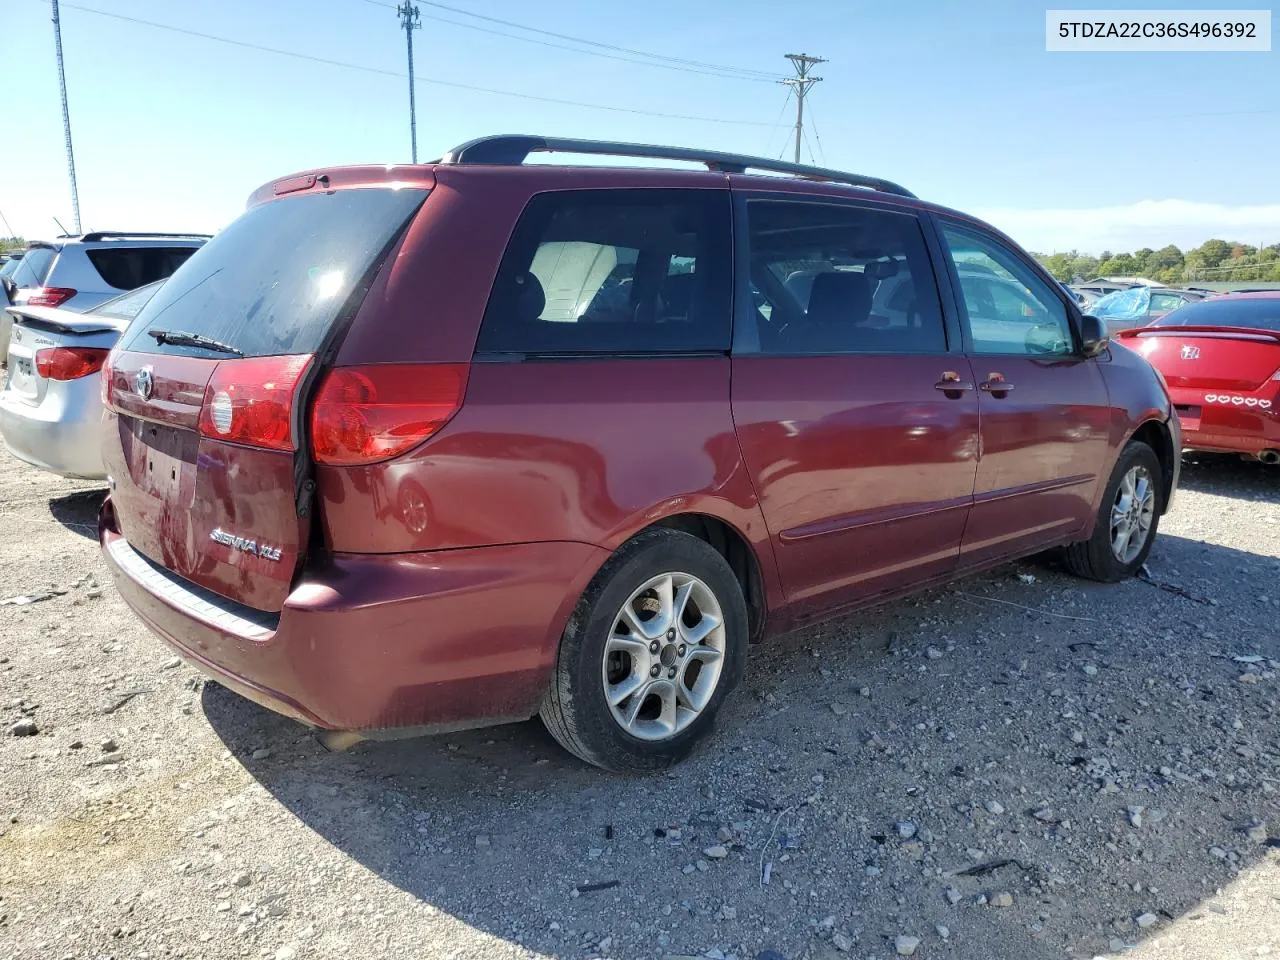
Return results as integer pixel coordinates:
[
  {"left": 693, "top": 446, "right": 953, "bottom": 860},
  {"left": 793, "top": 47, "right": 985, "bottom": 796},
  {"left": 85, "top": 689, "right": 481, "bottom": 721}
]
[{"left": 99, "top": 136, "right": 1179, "bottom": 771}]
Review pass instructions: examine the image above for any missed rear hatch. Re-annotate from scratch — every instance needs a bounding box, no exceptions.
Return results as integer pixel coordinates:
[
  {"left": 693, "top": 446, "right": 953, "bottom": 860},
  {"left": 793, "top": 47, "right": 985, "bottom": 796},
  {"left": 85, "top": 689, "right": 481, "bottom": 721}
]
[
  {"left": 4, "top": 305, "right": 124, "bottom": 405},
  {"left": 102, "top": 183, "right": 428, "bottom": 612},
  {"left": 1119, "top": 325, "right": 1280, "bottom": 392}
]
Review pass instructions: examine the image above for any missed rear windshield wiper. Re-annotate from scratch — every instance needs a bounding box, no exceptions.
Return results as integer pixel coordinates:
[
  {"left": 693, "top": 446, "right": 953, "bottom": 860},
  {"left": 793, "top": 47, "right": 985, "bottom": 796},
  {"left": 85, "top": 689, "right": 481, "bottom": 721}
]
[{"left": 147, "top": 329, "right": 244, "bottom": 356}]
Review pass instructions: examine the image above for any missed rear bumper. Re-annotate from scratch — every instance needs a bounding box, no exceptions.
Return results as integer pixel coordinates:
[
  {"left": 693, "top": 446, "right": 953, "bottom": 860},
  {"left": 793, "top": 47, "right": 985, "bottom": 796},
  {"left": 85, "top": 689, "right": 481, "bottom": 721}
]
[
  {"left": 0, "top": 383, "right": 108, "bottom": 479},
  {"left": 100, "top": 502, "right": 607, "bottom": 733},
  {"left": 1170, "top": 390, "right": 1280, "bottom": 456}
]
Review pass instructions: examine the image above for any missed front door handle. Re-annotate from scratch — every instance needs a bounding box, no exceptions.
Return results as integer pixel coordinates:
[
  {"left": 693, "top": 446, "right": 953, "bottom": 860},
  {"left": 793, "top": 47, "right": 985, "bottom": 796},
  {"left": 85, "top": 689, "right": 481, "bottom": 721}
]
[
  {"left": 934, "top": 372, "right": 974, "bottom": 397},
  {"left": 979, "top": 373, "right": 1015, "bottom": 396}
]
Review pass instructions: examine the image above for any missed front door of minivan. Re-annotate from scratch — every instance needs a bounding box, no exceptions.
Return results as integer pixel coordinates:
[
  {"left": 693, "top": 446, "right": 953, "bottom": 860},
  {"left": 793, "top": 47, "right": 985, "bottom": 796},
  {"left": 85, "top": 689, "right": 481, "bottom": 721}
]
[
  {"left": 731, "top": 197, "right": 980, "bottom": 616},
  {"left": 937, "top": 220, "right": 1112, "bottom": 565}
]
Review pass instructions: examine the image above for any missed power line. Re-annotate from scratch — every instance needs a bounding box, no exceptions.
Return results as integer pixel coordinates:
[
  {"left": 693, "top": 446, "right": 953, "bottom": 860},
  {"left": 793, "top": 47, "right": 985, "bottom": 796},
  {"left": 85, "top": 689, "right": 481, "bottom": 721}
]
[
  {"left": 802, "top": 126, "right": 818, "bottom": 166},
  {"left": 356, "top": 0, "right": 773, "bottom": 83},
  {"left": 45, "top": 1, "right": 774, "bottom": 129},
  {"left": 806, "top": 102, "right": 828, "bottom": 166},
  {"left": 764, "top": 88, "right": 794, "bottom": 158},
  {"left": 356, "top": 0, "right": 776, "bottom": 80}
]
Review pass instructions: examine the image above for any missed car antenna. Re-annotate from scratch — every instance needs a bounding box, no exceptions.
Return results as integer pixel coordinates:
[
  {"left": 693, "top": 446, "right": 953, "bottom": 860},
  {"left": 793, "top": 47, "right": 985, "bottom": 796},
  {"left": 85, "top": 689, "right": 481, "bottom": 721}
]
[{"left": 52, "top": 215, "right": 71, "bottom": 236}]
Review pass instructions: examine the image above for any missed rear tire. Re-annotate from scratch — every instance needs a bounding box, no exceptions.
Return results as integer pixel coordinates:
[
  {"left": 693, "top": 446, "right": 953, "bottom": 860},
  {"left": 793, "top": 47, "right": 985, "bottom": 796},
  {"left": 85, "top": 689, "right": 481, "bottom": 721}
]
[
  {"left": 1063, "top": 440, "right": 1163, "bottom": 583},
  {"left": 539, "top": 529, "right": 748, "bottom": 773}
]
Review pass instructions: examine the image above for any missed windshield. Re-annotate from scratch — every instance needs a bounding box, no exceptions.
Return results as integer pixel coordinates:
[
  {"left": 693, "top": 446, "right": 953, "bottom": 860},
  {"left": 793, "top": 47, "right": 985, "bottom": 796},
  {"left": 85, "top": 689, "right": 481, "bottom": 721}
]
[
  {"left": 1152, "top": 297, "right": 1280, "bottom": 332},
  {"left": 118, "top": 188, "right": 428, "bottom": 358}
]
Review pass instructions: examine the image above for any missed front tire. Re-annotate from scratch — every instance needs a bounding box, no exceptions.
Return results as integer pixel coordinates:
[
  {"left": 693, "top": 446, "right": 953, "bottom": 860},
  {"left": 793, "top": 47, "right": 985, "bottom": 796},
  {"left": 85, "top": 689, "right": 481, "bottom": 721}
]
[
  {"left": 539, "top": 529, "right": 748, "bottom": 772},
  {"left": 1063, "top": 440, "right": 1163, "bottom": 583}
]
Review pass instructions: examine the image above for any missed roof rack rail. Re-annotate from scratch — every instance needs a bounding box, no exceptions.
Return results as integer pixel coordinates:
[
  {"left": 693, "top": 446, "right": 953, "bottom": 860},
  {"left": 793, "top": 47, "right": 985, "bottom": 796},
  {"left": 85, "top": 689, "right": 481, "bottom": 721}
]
[
  {"left": 78, "top": 231, "right": 214, "bottom": 243},
  {"left": 439, "top": 135, "right": 916, "bottom": 199}
]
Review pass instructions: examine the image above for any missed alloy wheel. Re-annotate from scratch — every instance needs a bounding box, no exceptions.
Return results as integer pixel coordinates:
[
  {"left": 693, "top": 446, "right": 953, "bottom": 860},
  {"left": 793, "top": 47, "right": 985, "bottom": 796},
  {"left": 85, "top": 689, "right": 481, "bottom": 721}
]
[
  {"left": 601, "top": 572, "right": 726, "bottom": 742},
  {"left": 1110, "top": 464, "right": 1156, "bottom": 563}
]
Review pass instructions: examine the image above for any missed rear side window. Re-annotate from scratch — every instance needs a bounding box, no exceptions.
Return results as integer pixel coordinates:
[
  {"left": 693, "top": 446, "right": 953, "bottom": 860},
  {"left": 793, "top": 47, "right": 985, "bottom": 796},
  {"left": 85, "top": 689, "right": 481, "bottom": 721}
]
[
  {"left": 741, "top": 200, "right": 947, "bottom": 355},
  {"left": 85, "top": 247, "right": 198, "bottom": 291},
  {"left": 11, "top": 247, "right": 56, "bottom": 288},
  {"left": 119, "top": 188, "right": 427, "bottom": 358},
  {"left": 476, "top": 189, "right": 732, "bottom": 355}
]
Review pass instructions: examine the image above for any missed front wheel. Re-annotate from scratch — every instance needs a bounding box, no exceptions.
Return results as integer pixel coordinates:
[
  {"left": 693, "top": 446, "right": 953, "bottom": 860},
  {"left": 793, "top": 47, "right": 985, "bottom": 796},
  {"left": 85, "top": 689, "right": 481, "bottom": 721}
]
[
  {"left": 539, "top": 530, "right": 748, "bottom": 772},
  {"left": 1063, "top": 440, "right": 1163, "bottom": 582}
]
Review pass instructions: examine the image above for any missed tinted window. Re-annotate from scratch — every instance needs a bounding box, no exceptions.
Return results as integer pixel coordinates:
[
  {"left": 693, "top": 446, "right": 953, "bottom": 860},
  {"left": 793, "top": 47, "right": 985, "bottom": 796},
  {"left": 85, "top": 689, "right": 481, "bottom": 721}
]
[
  {"left": 92, "top": 280, "right": 165, "bottom": 322},
  {"left": 119, "top": 188, "right": 427, "bottom": 358},
  {"left": 1152, "top": 297, "right": 1280, "bottom": 332},
  {"left": 476, "top": 189, "right": 731, "bottom": 354},
  {"left": 86, "top": 247, "right": 198, "bottom": 290},
  {"left": 941, "top": 224, "right": 1073, "bottom": 356},
  {"left": 742, "top": 200, "right": 946, "bottom": 355},
  {"left": 11, "top": 247, "right": 55, "bottom": 289}
]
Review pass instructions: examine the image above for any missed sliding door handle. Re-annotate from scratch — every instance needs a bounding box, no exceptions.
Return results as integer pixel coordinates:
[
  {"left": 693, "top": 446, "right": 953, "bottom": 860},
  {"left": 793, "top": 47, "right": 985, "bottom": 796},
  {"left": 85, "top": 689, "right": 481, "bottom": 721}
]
[
  {"left": 934, "top": 372, "right": 974, "bottom": 397},
  {"left": 979, "top": 374, "right": 1015, "bottom": 395}
]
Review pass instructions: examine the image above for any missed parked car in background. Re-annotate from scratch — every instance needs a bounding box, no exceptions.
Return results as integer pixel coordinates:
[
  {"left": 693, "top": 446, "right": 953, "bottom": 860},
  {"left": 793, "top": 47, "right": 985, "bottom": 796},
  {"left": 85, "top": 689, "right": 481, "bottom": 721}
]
[
  {"left": 1, "top": 280, "right": 164, "bottom": 479},
  {"left": 1074, "top": 279, "right": 1133, "bottom": 300},
  {"left": 1089, "top": 285, "right": 1211, "bottom": 335},
  {"left": 97, "top": 135, "right": 1179, "bottom": 772},
  {"left": 0, "top": 232, "right": 208, "bottom": 364},
  {"left": 1059, "top": 281, "right": 1087, "bottom": 306},
  {"left": 1116, "top": 292, "right": 1280, "bottom": 463}
]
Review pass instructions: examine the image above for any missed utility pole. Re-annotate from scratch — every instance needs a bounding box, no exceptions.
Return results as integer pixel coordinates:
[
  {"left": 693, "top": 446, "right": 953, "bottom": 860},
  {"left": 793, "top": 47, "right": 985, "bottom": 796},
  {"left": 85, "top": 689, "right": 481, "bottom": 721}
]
[
  {"left": 397, "top": 1, "right": 421, "bottom": 163},
  {"left": 50, "top": 0, "right": 81, "bottom": 234},
  {"left": 780, "top": 53, "right": 826, "bottom": 165}
]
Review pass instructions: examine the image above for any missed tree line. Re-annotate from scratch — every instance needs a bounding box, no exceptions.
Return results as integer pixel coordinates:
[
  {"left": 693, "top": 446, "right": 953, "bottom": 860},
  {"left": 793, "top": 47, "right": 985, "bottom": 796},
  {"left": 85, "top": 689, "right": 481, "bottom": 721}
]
[{"left": 1034, "top": 239, "right": 1280, "bottom": 284}]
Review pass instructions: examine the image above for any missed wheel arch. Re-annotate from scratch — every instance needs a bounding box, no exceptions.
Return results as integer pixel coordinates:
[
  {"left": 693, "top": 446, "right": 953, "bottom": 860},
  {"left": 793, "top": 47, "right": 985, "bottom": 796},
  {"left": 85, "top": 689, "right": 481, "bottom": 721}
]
[
  {"left": 642, "top": 513, "right": 769, "bottom": 642},
  {"left": 1127, "top": 418, "right": 1177, "bottom": 514}
]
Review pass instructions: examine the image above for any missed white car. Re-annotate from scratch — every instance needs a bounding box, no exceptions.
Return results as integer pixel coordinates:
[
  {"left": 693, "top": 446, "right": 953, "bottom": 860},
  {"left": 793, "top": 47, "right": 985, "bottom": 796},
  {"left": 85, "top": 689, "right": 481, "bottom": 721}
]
[
  {"left": 0, "top": 232, "right": 207, "bottom": 364},
  {"left": 1, "top": 280, "right": 163, "bottom": 479}
]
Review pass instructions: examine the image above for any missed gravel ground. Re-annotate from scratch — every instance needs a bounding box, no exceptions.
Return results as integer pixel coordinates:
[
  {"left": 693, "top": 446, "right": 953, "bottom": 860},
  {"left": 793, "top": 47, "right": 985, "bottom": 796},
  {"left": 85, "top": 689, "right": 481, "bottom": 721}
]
[{"left": 2, "top": 445, "right": 1279, "bottom": 960}]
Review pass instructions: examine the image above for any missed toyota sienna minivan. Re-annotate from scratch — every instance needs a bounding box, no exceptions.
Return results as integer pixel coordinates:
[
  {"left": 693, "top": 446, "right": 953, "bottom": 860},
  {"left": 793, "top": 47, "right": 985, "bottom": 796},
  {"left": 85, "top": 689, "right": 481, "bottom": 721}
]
[{"left": 99, "top": 135, "right": 1179, "bottom": 771}]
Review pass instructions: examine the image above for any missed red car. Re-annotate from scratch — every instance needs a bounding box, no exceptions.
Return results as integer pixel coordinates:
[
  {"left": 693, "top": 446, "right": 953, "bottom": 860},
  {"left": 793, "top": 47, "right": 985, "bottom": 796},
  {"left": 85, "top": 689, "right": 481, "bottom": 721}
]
[
  {"left": 1116, "top": 292, "right": 1280, "bottom": 463},
  {"left": 98, "top": 136, "right": 1179, "bottom": 771}
]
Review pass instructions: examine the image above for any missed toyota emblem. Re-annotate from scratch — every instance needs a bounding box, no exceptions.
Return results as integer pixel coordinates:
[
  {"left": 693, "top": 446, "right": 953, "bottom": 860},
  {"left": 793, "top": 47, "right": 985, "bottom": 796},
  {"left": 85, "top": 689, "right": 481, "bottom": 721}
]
[{"left": 134, "top": 366, "right": 155, "bottom": 399}]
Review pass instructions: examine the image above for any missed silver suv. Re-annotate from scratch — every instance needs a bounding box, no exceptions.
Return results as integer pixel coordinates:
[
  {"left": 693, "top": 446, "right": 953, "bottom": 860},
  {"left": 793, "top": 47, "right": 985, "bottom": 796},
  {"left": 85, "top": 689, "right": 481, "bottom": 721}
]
[{"left": 1, "top": 232, "right": 208, "bottom": 364}]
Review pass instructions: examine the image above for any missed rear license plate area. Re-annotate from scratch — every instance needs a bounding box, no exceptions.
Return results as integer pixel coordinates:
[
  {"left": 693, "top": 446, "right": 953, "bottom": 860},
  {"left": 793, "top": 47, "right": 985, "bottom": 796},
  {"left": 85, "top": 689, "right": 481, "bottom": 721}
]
[
  {"left": 7, "top": 357, "right": 36, "bottom": 397},
  {"left": 120, "top": 414, "right": 198, "bottom": 501}
]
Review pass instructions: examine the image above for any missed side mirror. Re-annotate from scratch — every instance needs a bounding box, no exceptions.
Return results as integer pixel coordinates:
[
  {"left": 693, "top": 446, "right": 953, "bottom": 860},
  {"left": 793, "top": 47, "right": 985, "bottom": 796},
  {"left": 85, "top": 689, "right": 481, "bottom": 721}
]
[{"left": 1079, "top": 314, "right": 1109, "bottom": 357}]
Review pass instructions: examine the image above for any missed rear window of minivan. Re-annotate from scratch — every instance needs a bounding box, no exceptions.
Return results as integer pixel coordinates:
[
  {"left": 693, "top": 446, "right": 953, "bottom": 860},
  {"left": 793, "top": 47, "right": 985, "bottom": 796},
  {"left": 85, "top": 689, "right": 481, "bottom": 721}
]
[{"left": 119, "top": 187, "right": 428, "bottom": 358}]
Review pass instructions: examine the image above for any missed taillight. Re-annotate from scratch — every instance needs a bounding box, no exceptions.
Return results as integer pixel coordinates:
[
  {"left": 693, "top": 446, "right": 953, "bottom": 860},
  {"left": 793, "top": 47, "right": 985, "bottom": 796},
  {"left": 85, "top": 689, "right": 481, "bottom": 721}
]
[
  {"left": 26, "top": 287, "right": 76, "bottom": 307},
  {"left": 311, "top": 363, "right": 468, "bottom": 466},
  {"left": 197, "top": 355, "right": 313, "bottom": 452},
  {"left": 100, "top": 350, "right": 117, "bottom": 406},
  {"left": 34, "top": 346, "right": 110, "bottom": 381}
]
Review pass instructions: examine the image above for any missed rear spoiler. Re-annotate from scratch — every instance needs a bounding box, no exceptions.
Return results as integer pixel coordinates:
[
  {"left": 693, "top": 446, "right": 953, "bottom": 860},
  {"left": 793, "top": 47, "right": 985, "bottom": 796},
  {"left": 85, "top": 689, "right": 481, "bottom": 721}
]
[
  {"left": 1115, "top": 325, "right": 1280, "bottom": 344},
  {"left": 4, "top": 304, "right": 123, "bottom": 336}
]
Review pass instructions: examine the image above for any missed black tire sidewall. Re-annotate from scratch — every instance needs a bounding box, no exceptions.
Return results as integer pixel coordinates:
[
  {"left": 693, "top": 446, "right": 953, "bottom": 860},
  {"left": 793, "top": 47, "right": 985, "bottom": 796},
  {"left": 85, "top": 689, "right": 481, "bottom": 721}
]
[{"left": 560, "top": 532, "right": 748, "bottom": 770}]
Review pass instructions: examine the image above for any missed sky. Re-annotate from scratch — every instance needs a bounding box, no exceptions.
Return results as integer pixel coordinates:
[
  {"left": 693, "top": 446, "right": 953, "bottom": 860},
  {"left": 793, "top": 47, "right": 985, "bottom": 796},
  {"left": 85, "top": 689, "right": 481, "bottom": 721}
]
[{"left": 2, "top": 0, "right": 1277, "bottom": 255}]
